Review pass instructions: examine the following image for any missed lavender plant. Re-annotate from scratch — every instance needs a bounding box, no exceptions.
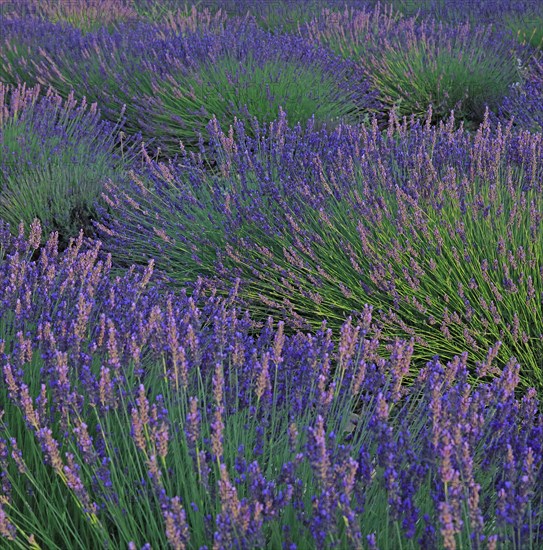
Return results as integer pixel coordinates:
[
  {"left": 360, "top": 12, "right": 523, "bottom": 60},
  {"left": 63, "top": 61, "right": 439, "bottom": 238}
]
[
  {"left": 369, "top": 19, "right": 523, "bottom": 126},
  {"left": 299, "top": 3, "right": 404, "bottom": 127},
  {"left": 301, "top": 4, "right": 404, "bottom": 63},
  {"left": 0, "top": 15, "right": 237, "bottom": 151},
  {"left": 0, "top": 222, "right": 542, "bottom": 548},
  {"left": 0, "top": 0, "right": 138, "bottom": 32},
  {"left": 246, "top": 0, "right": 352, "bottom": 33},
  {"left": 0, "top": 17, "right": 161, "bottom": 125},
  {"left": 0, "top": 17, "right": 375, "bottom": 156},
  {"left": 135, "top": 30, "right": 376, "bottom": 155},
  {"left": 307, "top": 14, "right": 521, "bottom": 127},
  {"left": 141, "top": 4, "right": 231, "bottom": 34},
  {"left": 0, "top": 83, "right": 140, "bottom": 248},
  {"left": 167, "top": 0, "right": 371, "bottom": 29},
  {"left": 363, "top": 0, "right": 543, "bottom": 25},
  {"left": 100, "top": 109, "right": 543, "bottom": 393},
  {"left": 0, "top": 16, "right": 84, "bottom": 88}
]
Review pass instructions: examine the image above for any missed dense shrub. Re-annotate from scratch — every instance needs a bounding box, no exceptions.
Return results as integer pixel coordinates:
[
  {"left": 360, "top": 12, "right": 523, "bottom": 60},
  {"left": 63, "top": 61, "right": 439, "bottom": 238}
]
[
  {"left": 0, "top": 17, "right": 159, "bottom": 119},
  {"left": 362, "top": 0, "right": 543, "bottom": 25},
  {"left": 367, "top": 20, "right": 520, "bottom": 125},
  {"left": 0, "top": 0, "right": 138, "bottom": 32},
  {"left": 0, "top": 17, "right": 376, "bottom": 156},
  {"left": 141, "top": 3, "right": 231, "bottom": 34},
  {"left": 305, "top": 13, "right": 521, "bottom": 126},
  {"left": 99, "top": 109, "right": 543, "bottom": 393},
  {"left": 0, "top": 223, "right": 542, "bottom": 548},
  {"left": 0, "top": 83, "right": 140, "bottom": 248},
  {"left": 301, "top": 4, "right": 405, "bottom": 64},
  {"left": 133, "top": 26, "right": 377, "bottom": 154}
]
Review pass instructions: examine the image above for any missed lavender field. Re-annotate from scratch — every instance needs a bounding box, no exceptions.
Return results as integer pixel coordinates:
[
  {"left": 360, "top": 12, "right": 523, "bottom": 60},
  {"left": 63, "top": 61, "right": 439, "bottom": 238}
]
[{"left": 1, "top": 0, "right": 543, "bottom": 548}]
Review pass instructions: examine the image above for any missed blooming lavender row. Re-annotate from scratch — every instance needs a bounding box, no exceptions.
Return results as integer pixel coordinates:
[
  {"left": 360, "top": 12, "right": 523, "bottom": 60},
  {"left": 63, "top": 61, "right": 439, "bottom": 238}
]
[
  {"left": 0, "top": 0, "right": 139, "bottom": 31},
  {"left": 362, "top": 0, "right": 543, "bottom": 24},
  {"left": 0, "top": 15, "right": 377, "bottom": 155},
  {"left": 2, "top": 2, "right": 539, "bottom": 149},
  {"left": 0, "top": 0, "right": 230, "bottom": 33},
  {"left": 0, "top": 16, "right": 171, "bottom": 127},
  {"left": 99, "top": 107, "right": 543, "bottom": 393},
  {"left": 0, "top": 222, "right": 541, "bottom": 548},
  {"left": 2, "top": 0, "right": 541, "bottom": 28}
]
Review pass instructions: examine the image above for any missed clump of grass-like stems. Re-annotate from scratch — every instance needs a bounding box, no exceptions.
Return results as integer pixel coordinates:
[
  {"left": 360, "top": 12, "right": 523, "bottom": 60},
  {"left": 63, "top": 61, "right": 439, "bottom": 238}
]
[
  {"left": 306, "top": 13, "right": 522, "bottom": 127},
  {"left": 99, "top": 108, "right": 543, "bottom": 393},
  {"left": 0, "top": 18, "right": 375, "bottom": 157},
  {"left": 0, "top": 82, "right": 140, "bottom": 248}
]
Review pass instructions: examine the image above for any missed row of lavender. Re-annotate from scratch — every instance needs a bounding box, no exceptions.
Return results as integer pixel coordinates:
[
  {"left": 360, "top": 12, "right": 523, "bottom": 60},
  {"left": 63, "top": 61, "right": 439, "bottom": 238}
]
[
  {"left": 106, "top": 110, "right": 543, "bottom": 394},
  {"left": 0, "top": 221, "right": 541, "bottom": 548},
  {"left": 0, "top": 14, "right": 375, "bottom": 156},
  {"left": 2, "top": 0, "right": 543, "bottom": 31},
  {"left": 1, "top": 4, "right": 542, "bottom": 156},
  {"left": 1, "top": 1, "right": 543, "bottom": 548},
  {"left": 3, "top": 79, "right": 543, "bottom": 391}
]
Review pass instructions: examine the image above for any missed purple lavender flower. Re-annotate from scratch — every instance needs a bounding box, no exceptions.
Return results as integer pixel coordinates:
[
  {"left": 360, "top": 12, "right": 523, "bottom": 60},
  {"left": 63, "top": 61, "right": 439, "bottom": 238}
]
[{"left": 163, "top": 495, "right": 190, "bottom": 550}]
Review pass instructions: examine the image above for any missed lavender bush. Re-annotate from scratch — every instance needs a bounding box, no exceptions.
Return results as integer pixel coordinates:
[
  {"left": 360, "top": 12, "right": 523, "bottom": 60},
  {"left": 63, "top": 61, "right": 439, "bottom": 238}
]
[
  {"left": 0, "top": 83, "right": 140, "bottom": 248},
  {"left": 0, "top": 0, "right": 139, "bottom": 32},
  {"left": 0, "top": 0, "right": 235, "bottom": 35},
  {"left": 139, "top": 3, "right": 231, "bottom": 34},
  {"left": 301, "top": 4, "right": 406, "bottom": 64},
  {"left": 158, "top": 0, "right": 373, "bottom": 31},
  {"left": 0, "top": 223, "right": 542, "bottom": 548},
  {"left": 0, "top": 17, "right": 163, "bottom": 129},
  {"left": 131, "top": 24, "right": 377, "bottom": 155},
  {"left": 363, "top": 0, "right": 543, "bottom": 25},
  {"left": 306, "top": 14, "right": 521, "bottom": 126},
  {"left": 100, "top": 109, "right": 543, "bottom": 392}
]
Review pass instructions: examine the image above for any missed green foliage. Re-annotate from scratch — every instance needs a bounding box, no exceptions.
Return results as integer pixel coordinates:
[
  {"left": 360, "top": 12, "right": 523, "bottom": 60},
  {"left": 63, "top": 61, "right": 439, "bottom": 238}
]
[
  {"left": 144, "top": 55, "right": 364, "bottom": 154},
  {"left": 505, "top": 12, "right": 543, "bottom": 51}
]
